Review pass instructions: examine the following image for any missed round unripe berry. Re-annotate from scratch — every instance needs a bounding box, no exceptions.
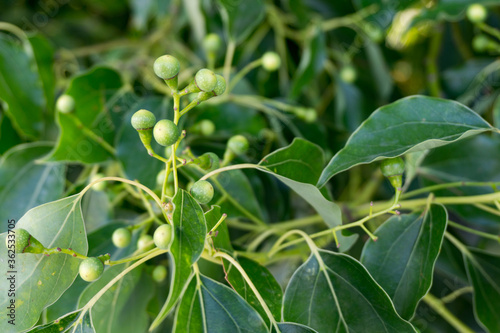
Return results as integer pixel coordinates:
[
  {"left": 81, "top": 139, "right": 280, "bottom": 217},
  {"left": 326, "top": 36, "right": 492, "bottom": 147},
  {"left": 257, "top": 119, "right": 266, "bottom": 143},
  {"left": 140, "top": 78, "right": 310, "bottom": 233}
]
[
  {"left": 262, "top": 52, "right": 281, "bottom": 72},
  {"left": 467, "top": 4, "right": 487, "bottom": 23},
  {"left": 380, "top": 157, "right": 405, "bottom": 177},
  {"left": 197, "top": 152, "right": 220, "bottom": 171},
  {"left": 153, "top": 119, "right": 180, "bottom": 146},
  {"left": 203, "top": 33, "right": 222, "bottom": 53},
  {"left": 195, "top": 69, "right": 217, "bottom": 92},
  {"left": 304, "top": 109, "right": 317, "bottom": 123},
  {"left": 472, "top": 35, "right": 491, "bottom": 52},
  {"left": 131, "top": 109, "right": 156, "bottom": 130},
  {"left": 227, "top": 135, "right": 249, "bottom": 155},
  {"left": 152, "top": 265, "right": 168, "bottom": 282},
  {"left": 79, "top": 257, "right": 104, "bottom": 282},
  {"left": 112, "top": 228, "right": 132, "bottom": 248},
  {"left": 56, "top": 94, "right": 75, "bottom": 114},
  {"left": 190, "top": 180, "right": 214, "bottom": 204},
  {"left": 154, "top": 224, "right": 173, "bottom": 250},
  {"left": 153, "top": 55, "right": 181, "bottom": 80},
  {"left": 340, "top": 65, "right": 357, "bottom": 83},
  {"left": 137, "top": 234, "right": 154, "bottom": 251},
  {"left": 213, "top": 75, "right": 226, "bottom": 96},
  {"left": 5, "top": 228, "right": 46, "bottom": 254},
  {"left": 90, "top": 173, "right": 106, "bottom": 191},
  {"left": 200, "top": 120, "right": 215, "bottom": 136}
]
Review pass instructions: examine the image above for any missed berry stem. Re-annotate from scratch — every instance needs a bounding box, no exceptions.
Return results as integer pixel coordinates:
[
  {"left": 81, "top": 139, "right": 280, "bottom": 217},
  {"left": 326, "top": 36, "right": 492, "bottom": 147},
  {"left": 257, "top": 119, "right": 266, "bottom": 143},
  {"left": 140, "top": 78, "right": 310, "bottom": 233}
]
[
  {"left": 68, "top": 115, "right": 116, "bottom": 155},
  {"left": 447, "top": 220, "right": 500, "bottom": 243},
  {"left": 422, "top": 293, "right": 475, "bottom": 333},
  {"left": 44, "top": 247, "right": 88, "bottom": 260},
  {"left": 227, "top": 58, "right": 262, "bottom": 93},
  {"left": 223, "top": 39, "right": 236, "bottom": 84}
]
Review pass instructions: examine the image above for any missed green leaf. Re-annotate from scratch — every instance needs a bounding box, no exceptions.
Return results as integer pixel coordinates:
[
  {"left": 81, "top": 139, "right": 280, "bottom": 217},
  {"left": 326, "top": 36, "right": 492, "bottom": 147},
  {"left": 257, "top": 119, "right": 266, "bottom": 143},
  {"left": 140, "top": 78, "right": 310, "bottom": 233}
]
[
  {"left": 150, "top": 189, "right": 207, "bottom": 330},
  {"left": 216, "top": 0, "right": 265, "bottom": 43},
  {"left": 27, "top": 310, "right": 95, "bottom": 333},
  {"left": 205, "top": 205, "right": 233, "bottom": 252},
  {"left": 173, "top": 274, "right": 268, "bottom": 332},
  {"left": 0, "top": 34, "right": 44, "bottom": 139},
  {"left": 226, "top": 256, "right": 283, "bottom": 322},
  {"left": 354, "top": 0, "right": 416, "bottom": 28},
  {"left": 0, "top": 142, "right": 65, "bottom": 233},
  {"left": 273, "top": 323, "right": 319, "bottom": 333},
  {"left": 412, "top": 0, "right": 498, "bottom": 24},
  {"left": 43, "top": 67, "right": 123, "bottom": 164},
  {"left": 0, "top": 115, "right": 23, "bottom": 154},
  {"left": 283, "top": 249, "right": 417, "bottom": 332},
  {"left": 361, "top": 204, "right": 448, "bottom": 319},
  {"left": 464, "top": 248, "right": 500, "bottom": 333},
  {"left": 117, "top": 96, "right": 169, "bottom": 189},
  {"left": 28, "top": 34, "right": 55, "bottom": 114},
  {"left": 81, "top": 190, "right": 111, "bottom": 233},
  {"left": 0, "top": 195, "right": 88, "bottom": 332},
  {"left": 78, "top": 265, "right": 154, "bottom": 333},
  {"left": 289, "top": 26, "right": 326, "bottom": 100},
  {"left": 318, "top": 95, "right": 494, "bottom": 187},
  {"left": 365, "top": 39, "right": 393, "bottom": 100}
]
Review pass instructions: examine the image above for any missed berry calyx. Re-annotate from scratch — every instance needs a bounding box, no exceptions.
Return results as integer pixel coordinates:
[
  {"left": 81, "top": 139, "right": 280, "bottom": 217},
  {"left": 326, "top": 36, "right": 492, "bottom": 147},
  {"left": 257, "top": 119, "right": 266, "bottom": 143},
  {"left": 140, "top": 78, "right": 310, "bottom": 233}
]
[
  {"left": 467, "top": 4, "right": 487, "bottom": 23},
  {"left": 137, "top": 234, "right": 154, "bottom": 251},
  {"left": 190, "top": 180, "right": 214, "bottom": 204},
  {"left": 56, "top": 95, "right": 75, "bottom": 114},
  {"left": 227, "top": 135, "right": 249, "bottom": 155},
  {"left": 203, "top": 33, "right": 222, "bottom": 53},
  {"left": 153, "top": 119, "right": 181, "bottom": 146},
  {"left": 195, "top": 69, "right": 217, "bottom": 92},
  {"left": 131, "top": 109, "right": 156, "bottom": 130},
  {"left": 5, "top": 228, "right": 46, "bottom": 254},
  {"left": 262, "top": 52, "right": 281, "bottom": 72},
  {"left": 112, "top": 228, "right": 132, "bottom": 248},
  {"left": 79, "top": 257, "right": 104, "bottom": 282},
  {"left": 153, "top": 224, "right": 173, "bottom": 250},
  {"left": 380, "top": 157, "right": 405, "bottom": 190},
  {"left": 152, "top": 265, "right": 168, "bottom": 282},
  {"left": 153, "top": 55, "right": 181, "bottom": 80}
]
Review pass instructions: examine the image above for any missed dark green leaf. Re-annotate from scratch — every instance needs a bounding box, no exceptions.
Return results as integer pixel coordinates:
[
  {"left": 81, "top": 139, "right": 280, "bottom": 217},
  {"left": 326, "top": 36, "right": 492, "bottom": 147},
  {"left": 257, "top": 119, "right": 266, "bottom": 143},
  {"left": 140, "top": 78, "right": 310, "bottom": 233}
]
[
  {"left": 0, "top": 115, "right": 23, "bottom": 154},
  {"left": 361, "top": 204, "right": 448, "bottom": 319},
  {"left": 365, "top": 39, "right": 393, "bottom": 100},
  {"left": 354, "top": 0, "right": 416, "bottom": 28},
  {"left": 318, "top": 95, "right": 494, "bottom": 187},
  {"left": 43, "top": 67, "right": 123, "bottom": 163},
  {"left": 173, "top": 274, "right": 268, "bottom": 332},
  {"left": 464, "top": 248, "right": 500, "bottom": 333},
  {"left": 273, "top": 322, "right": 319, "bottom": 333},
  {"left": 226, "top": 256, "right": 283, "bottom": 322},
  {"left": 78, "top": 265, "right": 154, "bottom": 333},
  {"left": 205, "top": 205, "right": 233, "bottom": 252},
  {"left": 27, "top": 310, "right": 95, "bottom": 333},
  {"left": 0, "top": 195, "right": 88, "bottom": 332},
  {"left": 289, "top": 26, "right": 326, "bottom": 99},
  {"left": 0, "top": 143, "right": 65, "bottom": 232},
  {"left": 335, "top": 78, "right": 365, "bottom": 132},
  {"left": 150, "top": 189, "right": 207, "bottom": 330},
  {"left": 28, "top": 34, "right": 55, "bottom": 114},
  {"left": 283, "top": 249, "right": 417, "bottom": 332},
  {"left": 0, "top": 34, "right": 44, "bottom": 139},
  {"left": 217, "top": 0, "right": 265, "bottom": 43}
]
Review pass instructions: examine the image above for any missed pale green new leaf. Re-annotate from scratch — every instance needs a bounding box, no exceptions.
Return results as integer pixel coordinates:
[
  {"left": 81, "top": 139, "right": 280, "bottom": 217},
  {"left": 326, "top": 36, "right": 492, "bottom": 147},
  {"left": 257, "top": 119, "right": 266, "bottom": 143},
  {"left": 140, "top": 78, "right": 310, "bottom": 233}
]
[
  {"left": 27, "top": 310, "right": 94, "bottom": 333},
  {"left": 0, "top": 195, "right": 88, "bottom": 332}
]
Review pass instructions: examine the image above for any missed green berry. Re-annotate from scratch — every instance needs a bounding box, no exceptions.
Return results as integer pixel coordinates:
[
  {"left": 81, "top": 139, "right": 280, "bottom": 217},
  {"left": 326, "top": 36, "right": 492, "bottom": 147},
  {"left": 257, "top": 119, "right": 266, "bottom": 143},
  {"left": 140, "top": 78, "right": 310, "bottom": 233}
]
[
  {"left": 152, "top": 265, "right": 168, "bottom": 282},
  {"left": 199, "top": 120, "right": 215, "bottom": 136},
  {"left": 472, "top": 35, "right": 492, "bottom": 52},
  {"left": 5, "top": 228, "right": 45, "bottom": 254},
  {"left": 90, "top": 173, "right": 106, "bottom": 191},
  {"left": 131, "top": 109, "right": 156, "bottom": 130},
  {"left": 112, "top": 228, "right": 132, "bottom": 248},
  {"left": 203, "top": 33, "right": 222, "bottom": 53},
  {"left": 303, "top": 109, "right": 318, "bottom": 123},
  {"left": 380, "top": 157, "right": 405, "bottom": 177},
  {"left": 137, "top": 234, "right": 154, "bottom": 251},
  {"left": 340, "top": 66, "right": 357, "bottom": 83},
  {"left": 196, "top": 152, "right": 220, "bottom": 171},
  {"left": 467, "top": 4, "right": 487, "bottom": 23},
  {"left": 262, "top": 52, "right": 281, "bottom": 71},
  {"left": 153, "top": 224, "right": 173, "bottom": 250},
  {"left": 195, "top": 69, "right": 217, "bottom": 92},
  {"left": 190, "top": 180, "right": 214, "bottom": 204},
  {"left": 153, "top": 119, "right": 181, "bottom": 146},
  {"left": 56, "top": 94, "right": 75, "bottom": 114},
  {"left": 228, "top": 135, "right": 249, "bottom": 155},
  {"left": 153, "top": 55, "right": 181, "bottom": 80},
  {"left": 79, "top": 257, "right": 104, "bottom": 282},
  {"left": 213, "top": 75, "right": 226, "bottom": 96}
]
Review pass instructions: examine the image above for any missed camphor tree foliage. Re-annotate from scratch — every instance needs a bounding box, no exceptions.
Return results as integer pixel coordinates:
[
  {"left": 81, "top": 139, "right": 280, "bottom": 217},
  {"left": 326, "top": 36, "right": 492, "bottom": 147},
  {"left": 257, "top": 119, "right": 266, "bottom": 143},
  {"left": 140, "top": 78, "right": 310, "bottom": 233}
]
[{"left": 1, "top": 0, "right": 500, "bottom": 332}]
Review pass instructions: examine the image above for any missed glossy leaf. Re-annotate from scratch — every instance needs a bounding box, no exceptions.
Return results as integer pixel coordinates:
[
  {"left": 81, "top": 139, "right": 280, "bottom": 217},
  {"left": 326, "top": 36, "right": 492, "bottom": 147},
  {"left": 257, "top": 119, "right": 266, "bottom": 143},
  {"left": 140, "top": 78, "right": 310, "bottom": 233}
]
[
  {"left": 0, "top": 34, "right": 44, "bottom": 139},
  {"left": 289, "top": 26, "right": 326, "bottom": 99},
  {"left": 78, "top": 265, "right": 154, "bottom": 333},
  {"left": 361, "top": 204, "right": 448, "bottom": 319},
  {"left": 283, "top": 249, "right": 417, "bottom": 333},
  {"left": 43, "top": 67, "right": 123, "bottom": 163},
  {"left": 464, "top": 248, "right": 500, "bottom": 333},
  {"left": 273, "top": 323, "right": 319, "bottom": 333},
  {"left": 0, "top": 143, "right": 65, "bottom": 233},
  {"left": 318, "top": 95, "right": 494, "bottom": 187},
  {"left": 28, "top": 310, "right": 94, "bottom": 333},
  {"left": 150, "top": 189, "right": 207, "bottom": 330},
  {"left": 173, "top": 274, "right": 268, "bottom": 332},
  {"left": 0, "top": 195, "right": 88, "bottom": 332},
  {"left": 217, "top": 0, "right": 265, "bottom": 43},
  {"left": 205, "top": 205, "right": 233, "bottom": 252},
  {"left": 226, "top": 256, "right": 283, "bottom": 322}
]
